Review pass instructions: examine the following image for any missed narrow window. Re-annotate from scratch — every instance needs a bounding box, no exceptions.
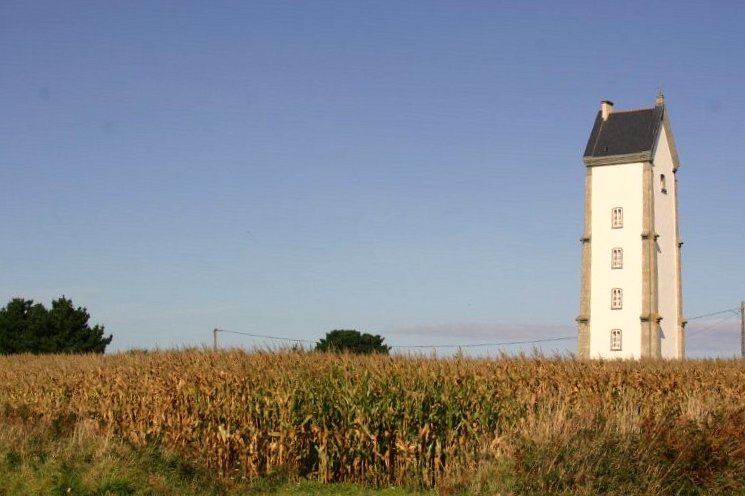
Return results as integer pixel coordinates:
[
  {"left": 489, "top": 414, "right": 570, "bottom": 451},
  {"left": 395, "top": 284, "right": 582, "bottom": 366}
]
[
  {"left": 611, "top": 288, "right": 623, "bottom": 309},
  {"left": 611, "top": 247, "right": 623, "bottom": 269},
  {"left": 611, "top": 207, "right": 623, "bottom": 228},
  {"left": 611, "top": 329, "right": 622, "bottom": 351},
  {"left": 660, "top": 174, "right": 667, "bottom": 193}
]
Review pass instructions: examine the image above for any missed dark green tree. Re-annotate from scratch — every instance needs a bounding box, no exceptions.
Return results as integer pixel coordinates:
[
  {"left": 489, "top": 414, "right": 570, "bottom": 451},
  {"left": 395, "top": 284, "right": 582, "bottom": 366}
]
[
  {"left": 315, "top": 329, "right": 390, "bottom": 354},
  {"left": 0, "top": 296, "right": 112, "bottom": 354}
]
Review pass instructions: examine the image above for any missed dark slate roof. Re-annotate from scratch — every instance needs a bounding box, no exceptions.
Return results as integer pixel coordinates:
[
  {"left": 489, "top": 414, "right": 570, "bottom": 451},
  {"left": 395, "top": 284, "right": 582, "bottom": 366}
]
[{"left": 583, "top": 105, "right": 664, "bottom": 158}]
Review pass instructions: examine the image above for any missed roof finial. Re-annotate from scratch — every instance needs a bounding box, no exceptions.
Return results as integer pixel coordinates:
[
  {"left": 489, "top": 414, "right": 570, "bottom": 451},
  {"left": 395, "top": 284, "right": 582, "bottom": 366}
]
[{"left": 656, "top": 89, "right": 665, "bottom": 106}]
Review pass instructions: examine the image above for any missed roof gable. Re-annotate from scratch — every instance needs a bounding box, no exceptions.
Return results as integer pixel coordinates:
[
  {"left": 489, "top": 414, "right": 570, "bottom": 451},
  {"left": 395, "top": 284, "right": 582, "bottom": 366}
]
[{"left": 583, "top": 105, "right": 665, "bottom": 165}]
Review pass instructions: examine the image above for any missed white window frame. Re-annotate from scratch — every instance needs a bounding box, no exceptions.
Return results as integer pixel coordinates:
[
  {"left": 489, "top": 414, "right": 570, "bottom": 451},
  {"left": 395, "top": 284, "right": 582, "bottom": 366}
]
[
  {"left": 611, "top": 207, "right": 623, "bottom": 229},
  {"left": 611, "top": 247, "right": 623, "bottom": 269},
  {"left": 611, "top": 329, "right": 622, "bottom": 351},
  {"left": 611, "top": 288, "right": 622, "bottom": 309}
]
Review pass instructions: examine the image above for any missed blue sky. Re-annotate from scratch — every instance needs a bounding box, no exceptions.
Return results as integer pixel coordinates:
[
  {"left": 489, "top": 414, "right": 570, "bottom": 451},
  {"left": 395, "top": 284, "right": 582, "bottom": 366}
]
[{"left": 1, "top": 1, "right": 744, "bottom": 356}]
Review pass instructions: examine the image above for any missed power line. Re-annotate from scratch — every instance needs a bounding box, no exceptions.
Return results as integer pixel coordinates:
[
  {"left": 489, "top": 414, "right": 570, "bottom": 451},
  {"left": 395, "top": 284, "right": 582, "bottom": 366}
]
[
  {"left": 213, "top": 328, "right": 575, "bottom": 349},
  {"left": 684, "top": 307, "right": 741, "bottom": 339},
  {"left": 213, "top": 306, "right": 743, "bottom": 351},
  {"left": 214, "top": 329, "right": 313, "bottom": 344},
  {"left": 686, "top": 308, "right": 740, "bottom": 321},
  {"left": 686, "top": 313, "right": 740, "bottom": 338},
  {"left": 392, "top": 336, "right": 575, "bottom": 349}
]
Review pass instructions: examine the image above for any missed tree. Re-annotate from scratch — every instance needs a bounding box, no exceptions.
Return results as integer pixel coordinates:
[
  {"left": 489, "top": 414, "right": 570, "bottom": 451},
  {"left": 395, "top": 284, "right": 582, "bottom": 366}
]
[
  {"left": 0, "top": 296, "right": 113, "bottom": 354},
  {"left": 315, "top": 329, "right": 390, "bottom": 355}
]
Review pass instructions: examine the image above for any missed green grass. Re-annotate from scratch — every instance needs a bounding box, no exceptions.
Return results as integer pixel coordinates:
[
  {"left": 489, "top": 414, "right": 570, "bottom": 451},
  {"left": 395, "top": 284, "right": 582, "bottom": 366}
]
[
  {"left": 266, "top": 481, "right": 427, "bottom": 495},
  {"left": 0, "top": 415, "right": 435, "bottom": 496}
]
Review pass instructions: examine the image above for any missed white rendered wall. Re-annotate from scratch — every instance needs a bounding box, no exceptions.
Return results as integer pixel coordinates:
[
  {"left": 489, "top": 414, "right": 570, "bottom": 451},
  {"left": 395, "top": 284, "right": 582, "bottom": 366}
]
[
  {"left": 590, "top": 163, "right": 644, "bottom": 358},
  {"left": 652, "top": 126, "right": 680, "bottom": 358}
]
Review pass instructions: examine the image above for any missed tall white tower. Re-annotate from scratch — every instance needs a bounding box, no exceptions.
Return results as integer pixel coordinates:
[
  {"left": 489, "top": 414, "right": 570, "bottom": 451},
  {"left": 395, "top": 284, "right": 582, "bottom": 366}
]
[{"left": 577, "top": 95, "right": 684, "bottom": 359}]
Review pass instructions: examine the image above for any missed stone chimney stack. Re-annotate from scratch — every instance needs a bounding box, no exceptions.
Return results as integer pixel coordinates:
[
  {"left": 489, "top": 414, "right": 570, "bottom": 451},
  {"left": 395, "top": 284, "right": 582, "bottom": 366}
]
[{"left": 601, "top": 100, "right": 614, "bottom": 121}]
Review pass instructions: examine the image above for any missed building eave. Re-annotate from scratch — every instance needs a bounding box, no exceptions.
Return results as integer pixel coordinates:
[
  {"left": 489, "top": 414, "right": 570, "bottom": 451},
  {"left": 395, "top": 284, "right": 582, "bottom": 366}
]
[{"left": 583, "top": 151, "right": 653, "bottom": 167}]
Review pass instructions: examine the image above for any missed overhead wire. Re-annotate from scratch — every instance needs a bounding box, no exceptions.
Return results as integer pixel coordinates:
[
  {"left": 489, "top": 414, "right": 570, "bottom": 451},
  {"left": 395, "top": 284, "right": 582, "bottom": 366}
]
[
  {"left": 391, "top": 336, "right": 575, "bottom": 349},
  {"left": 686, "top": 308, "right": 739, "bottom": 321},
  {"left": 214, "top": 329, "right": 313, "bottom": 344},
  {"left": 213, "top": 306, "right": 743, "bottom": 350},
  {"left": 685, "top": 311, "right": 740, "bottom": 338},
  {"left": 213, "top": 329, "right": 576, "bottom": 349}
]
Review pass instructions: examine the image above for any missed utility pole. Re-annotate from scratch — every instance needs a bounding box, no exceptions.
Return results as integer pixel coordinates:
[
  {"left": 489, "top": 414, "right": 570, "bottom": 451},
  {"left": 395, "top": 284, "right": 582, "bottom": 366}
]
[
  {"left": 741, "top": 302, "right": 744, "bottom": 358},
  {"left": 213, "top": 328, "right": 218, "bottom": 351}
]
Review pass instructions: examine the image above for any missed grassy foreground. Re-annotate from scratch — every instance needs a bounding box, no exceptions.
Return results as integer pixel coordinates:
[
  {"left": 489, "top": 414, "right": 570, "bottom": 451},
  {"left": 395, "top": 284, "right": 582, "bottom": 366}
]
[
  {"left": 3, "top": 350, "right": 745, "bottom": 494},
  {"left": 0, "top": 415, "right": 430, "bottom": 495}
]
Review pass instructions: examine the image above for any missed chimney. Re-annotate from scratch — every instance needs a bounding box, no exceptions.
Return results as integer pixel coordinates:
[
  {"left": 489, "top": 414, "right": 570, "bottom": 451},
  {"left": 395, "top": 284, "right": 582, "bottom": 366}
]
[
  {"left": 601, "top": 100, "right": 614, "bottom": 121},
  {"left": 656, "top": 92, "right": 665, "bottom": 106}
]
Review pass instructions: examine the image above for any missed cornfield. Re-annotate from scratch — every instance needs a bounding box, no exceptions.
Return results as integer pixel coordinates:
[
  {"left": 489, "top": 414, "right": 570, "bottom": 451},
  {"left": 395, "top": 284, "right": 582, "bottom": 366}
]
[{"left": 2, "top": 350, "right": 745, "bottom": 492}]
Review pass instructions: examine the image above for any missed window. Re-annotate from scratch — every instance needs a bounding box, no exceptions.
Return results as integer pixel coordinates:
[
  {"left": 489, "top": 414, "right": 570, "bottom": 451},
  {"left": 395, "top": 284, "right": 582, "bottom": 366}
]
[
  {"left": 611, "top": 247, "right": 623, "bottom": 269},
  {"left": 611, "top": 288, "right": 622, "bottom": 309},
  {"left": 660, "top": 174, "right": 667, "bottom": 194},
  {"left": 611, "top": 207, "right": 623, "bottom": 228},
  {"left": 611, "top": 329, "right": 622, "bottom": 351}
]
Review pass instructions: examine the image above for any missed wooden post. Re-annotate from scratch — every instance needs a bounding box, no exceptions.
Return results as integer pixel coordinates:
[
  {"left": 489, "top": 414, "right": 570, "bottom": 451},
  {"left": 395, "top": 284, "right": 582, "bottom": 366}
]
[
  {"left": 213, "top": 328, "right": 218, "bottom": 351},
  {"left": 740, "top": 302, "right": 744, "bottom": 358}
]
